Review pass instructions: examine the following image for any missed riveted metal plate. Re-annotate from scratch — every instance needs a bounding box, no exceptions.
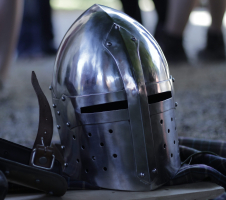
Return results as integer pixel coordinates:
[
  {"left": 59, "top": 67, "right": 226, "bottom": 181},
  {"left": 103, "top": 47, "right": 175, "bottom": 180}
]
[{"left": 150, "top": 109, "right": 180, "bottom": 187}]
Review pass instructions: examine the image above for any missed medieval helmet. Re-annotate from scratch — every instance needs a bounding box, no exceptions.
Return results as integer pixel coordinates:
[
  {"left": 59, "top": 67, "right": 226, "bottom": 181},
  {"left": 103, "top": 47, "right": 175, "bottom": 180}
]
[{"left": 51, "top": 4, "right": 180, "bottom": 191}]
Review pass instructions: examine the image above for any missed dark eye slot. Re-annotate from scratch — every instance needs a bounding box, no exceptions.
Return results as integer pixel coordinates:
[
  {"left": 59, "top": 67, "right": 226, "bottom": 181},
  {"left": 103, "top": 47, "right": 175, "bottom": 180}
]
[
  {"left": 148, "top": 91, "right": 172, "bottom": 104},
  {"left": 81, "top": 100, "right": 128, "bottom": 113}
]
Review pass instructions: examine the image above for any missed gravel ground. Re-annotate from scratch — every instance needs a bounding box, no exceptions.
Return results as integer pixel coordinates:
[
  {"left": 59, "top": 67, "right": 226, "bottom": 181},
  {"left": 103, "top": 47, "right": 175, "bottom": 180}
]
[{"left": 0, "top": 9, "right": 226, "bottom": 147}]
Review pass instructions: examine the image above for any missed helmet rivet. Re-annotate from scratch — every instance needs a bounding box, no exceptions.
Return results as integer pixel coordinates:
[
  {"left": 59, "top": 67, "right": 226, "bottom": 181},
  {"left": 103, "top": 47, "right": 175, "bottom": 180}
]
[
  {"left": 152, "top": 168, "right": 157, "bottom": 174},
  {"left": 175, "top": 102, "right": 178, "bottom": 107},
  {"left": 64, "top": 163, "right": 68, "bottom": 167},
  {"left": 57, "top": 111, "right": 60, "bottom": 115},
  {"left": 66, "top": 122, "right": 70, "bottom": 127},
  {"left": 172, "top": 77, "right": 175, "bottom": 82},
  {"left": 106, "top": 42, "right": 112, "bottom": 46},
  {"left": 49, "top": 85, "right": 52, "bottom": 90},
  {"left": 115, "top": 25, "right": 120, "bottom": 29},
  {"left": 44, "top": 131, "right": 47, "bottom": 134},
  {"left": 52, "top": 104, "right": 56, "bottom": 108},
  {"left": 61, "top": 145, "right": 65, "bottom": 150},
  {"left": 61, "top": 96, "right": 66, "bottom": 101},
  {"left": 57, "top": 125, "right": 61, "bottom": 129},
  {"left": 139, "top": 172, "right": 145, "bottom": 177},
  {"left": 131, "top": 37, "right": 136, "bottom": 41}
]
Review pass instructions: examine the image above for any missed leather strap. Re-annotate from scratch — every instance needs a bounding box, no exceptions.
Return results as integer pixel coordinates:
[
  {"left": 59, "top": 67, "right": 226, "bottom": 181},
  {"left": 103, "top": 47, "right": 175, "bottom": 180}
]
[
  {"left": 0, "top": 157, "right": 67, "bottom": 196},
  {"left": 31, "top": 71, "right": 53, "bottom": 148},
  {"left": 0, "top": 138, "right": 62, "bottom": 175},
  {"left": 29, "top": 72, "right": 64, "bottom": 170},
  {"left": 0, "top": 171, "right": 7, "bottom": 199},
  {"left": 0, "top": 72, "right": 67, "bottom": 197}
]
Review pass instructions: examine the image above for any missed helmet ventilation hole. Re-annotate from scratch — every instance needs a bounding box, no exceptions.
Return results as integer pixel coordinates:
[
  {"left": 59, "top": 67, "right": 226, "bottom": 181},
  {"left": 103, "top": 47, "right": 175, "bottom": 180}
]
[
  {"left": 109, "top": 129, "right": 113, "bottom": 133},
  {"left": 174, "top": 140, "right": 175, "bottom": 144},
  {"left": 81, "top": 145, "right": 85, "bottom": 150},
  {"left": 175, "top": 127, "right": 177, "bottom": 130},
  {"left": 171, "top": 153, "right": 173, "bottom": 157},
  {"left": 171, "top": 118, "right": 173, "bottom": 121},
  {"left": 92, "top": 156, "right": 96, "bottom": 161},
  {"left": 168, "top": 129, "right": 170, "bottom": 133},
  {"left": 88, "top": 133, "right": 92, "bottom": 137},
  {"left": 76, "top": 159, "right": 80, "bottom": 163},
  {"left": 85, "top": 169, "right": 89, "bottom": 173},
  {"left": 163, "top": 144, "right": 166, "bottom": 149},
  {"left": 160, "top": 119, "right": 163, "bottom": 124},
  {"left": 103, "top": 167, "right": 107, "bottom": 171},
  {"left": 73, "top": 135, "right": 76, "bottom": 140},
  {"left": 113, "top": 154, "right": 117, "bottom": 158},
  {"left": 100, "top": 143, "right": 104, "bottom": 147}
]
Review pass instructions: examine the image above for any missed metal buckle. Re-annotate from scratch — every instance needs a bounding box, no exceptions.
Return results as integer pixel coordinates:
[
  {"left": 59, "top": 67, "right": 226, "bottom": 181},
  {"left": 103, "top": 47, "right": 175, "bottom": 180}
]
[{"left": 31, "top": 148, "right": 55, "bottom": 170}]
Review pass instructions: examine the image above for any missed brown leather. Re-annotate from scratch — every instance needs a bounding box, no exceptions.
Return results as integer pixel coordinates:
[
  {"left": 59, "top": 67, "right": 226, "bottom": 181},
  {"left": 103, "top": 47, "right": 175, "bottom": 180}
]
[
  {"left": 0, "top": 157, "right": 67, "bottom": 196},
  {"left": 31, "top": 71, "right": 53, "bottom": 148},
  {"left": 32, "top": 145, "right": 54, "bottom": 169},
  {"left": 0, "top": 72, "right": 67, "bottom": 196},
  {"left": 30, "top": 72, "right": 65, "bottom": 169}
]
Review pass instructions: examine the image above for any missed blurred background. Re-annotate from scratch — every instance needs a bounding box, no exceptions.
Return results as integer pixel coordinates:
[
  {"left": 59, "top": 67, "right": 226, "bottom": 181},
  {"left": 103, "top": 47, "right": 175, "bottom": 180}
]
[{"left": 0, "top": 0, "right": 226, "bottom": 147}]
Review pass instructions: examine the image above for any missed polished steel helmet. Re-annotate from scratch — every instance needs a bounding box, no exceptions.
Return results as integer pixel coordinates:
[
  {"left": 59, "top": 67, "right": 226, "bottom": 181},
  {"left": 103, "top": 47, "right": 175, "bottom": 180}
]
[{"left": 51, "top": 4, "right": 181, "bottom": 191}]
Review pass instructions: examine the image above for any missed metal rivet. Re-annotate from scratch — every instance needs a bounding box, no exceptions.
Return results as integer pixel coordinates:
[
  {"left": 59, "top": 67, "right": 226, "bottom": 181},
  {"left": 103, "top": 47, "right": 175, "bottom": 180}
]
[
  {"left": 139, "top": 172, "right": 145, "bottom": 177},
  {"left": 52, "top": 104, "right": 56, "bottom": 108},
  {"left": 131, "top": 36, "right": 136, "bottom": 41},
  {"left": 175, "top": 102, "right": 178, "bottom": 107},
  {"left": 113, "top": 154, "right": 117, "bottom": 158},
  {"left": 106, "top": 42, "right": 112, "bottom": 46},
  {"left": 152, "top": 168, "right": 157, "bottom": 174},
  {"left": 49, "top": 86, "right": 52, "bottom": 90},
  {"left": 61, "top": 96, "right": 65, "bottom": 101},
  {"left": 61, "top": 145, "right": 65, "bottom": 150},
  {"left": 57, "top": 125, "right": 61, "bottom": 129},
  {"left": 57, "top": 111, "right": 60, "bottom": 115},
  {"left": 66, "top": 122, "right": 70, "bottom": 127},
  {"left": 172, "top": 77, "right": 175, "bottom": 82},
  {"left": 44, "top": 131, "right": 47, "bottom": 134},
  {"left": 92, "top": 156, "right": 96, "bottom": 160},
  {"left": 36, "top": 179, "right": 40, "bottom": 183},
  {"left": 64, "top": 163, "right": 68, "bottom": 167},
  {"left": 39, "top": 157, "right": 47, "bottom": 164},
  {"left": 115, "top": 25, "right": 120, "bottom": 29}
]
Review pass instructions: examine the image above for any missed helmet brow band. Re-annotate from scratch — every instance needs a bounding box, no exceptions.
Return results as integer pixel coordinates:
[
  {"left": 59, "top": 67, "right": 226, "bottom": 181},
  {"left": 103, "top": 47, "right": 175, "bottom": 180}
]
[
  {"left": 148, "top": 91, "right": 172, "bottom": 104},
  {"left": 80, "top": 100, "right": 128, "bottom": 113}
]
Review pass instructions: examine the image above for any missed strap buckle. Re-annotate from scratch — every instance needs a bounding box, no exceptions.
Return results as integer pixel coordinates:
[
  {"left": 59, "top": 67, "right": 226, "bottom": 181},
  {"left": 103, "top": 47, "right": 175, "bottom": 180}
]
[
  {"left": 30, "top": 139, "right": 55, "bottom": 170},
  {"left": 31, "top": 149, "right": 55, "bottom": 170}
]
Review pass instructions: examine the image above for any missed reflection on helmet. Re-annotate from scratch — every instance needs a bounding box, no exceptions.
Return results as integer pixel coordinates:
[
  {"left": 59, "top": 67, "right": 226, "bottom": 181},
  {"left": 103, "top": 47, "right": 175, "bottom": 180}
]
[{"left": 51, "top": 4, "right": 181, "bottom": 191}]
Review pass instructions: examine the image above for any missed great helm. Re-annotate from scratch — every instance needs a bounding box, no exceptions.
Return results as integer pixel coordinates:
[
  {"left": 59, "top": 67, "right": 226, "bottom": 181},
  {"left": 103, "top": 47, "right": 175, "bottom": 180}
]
[{"left": 51, "top": 4, "right": 181, "bottom": 191}]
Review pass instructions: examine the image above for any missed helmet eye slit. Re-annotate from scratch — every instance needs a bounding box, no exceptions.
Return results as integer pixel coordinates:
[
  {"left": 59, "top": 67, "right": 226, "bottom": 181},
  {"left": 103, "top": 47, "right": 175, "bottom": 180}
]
[
  {"left": 80, "top": 100, "right": 128, "bottom": 113},
  {"left": 148, "top": 91, "right": 172, "bottom": 104}
]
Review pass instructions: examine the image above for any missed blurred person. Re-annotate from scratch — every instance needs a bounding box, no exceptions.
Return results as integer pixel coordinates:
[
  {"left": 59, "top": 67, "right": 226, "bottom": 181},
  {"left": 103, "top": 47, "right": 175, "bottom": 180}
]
[
  {"left": 152, "top": 0, "right": 168, "bottom": 40},
  {"left": 17, "top": 0, "right": 56, "bottom": 58},
  {"left": 0, "top": 0, "right": 23, "bottom": 90},
  {"left": 121, "top": 0, "right": 168, "bottom": 39},
  {"left": 121, "top": 0, "right": 143, "bottom": 24},
  {"left": 157, "top": 0, "right": 226, "bottom": 63}
]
